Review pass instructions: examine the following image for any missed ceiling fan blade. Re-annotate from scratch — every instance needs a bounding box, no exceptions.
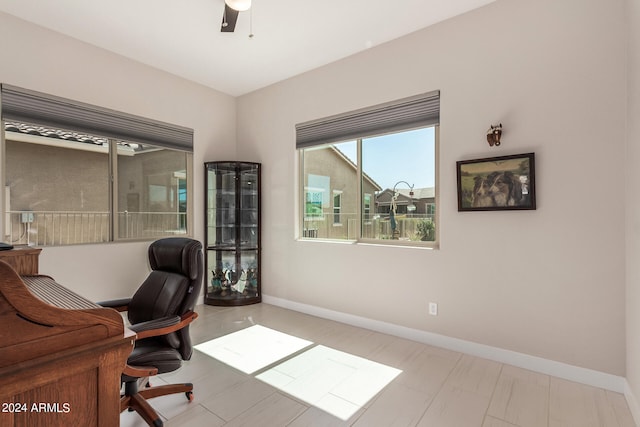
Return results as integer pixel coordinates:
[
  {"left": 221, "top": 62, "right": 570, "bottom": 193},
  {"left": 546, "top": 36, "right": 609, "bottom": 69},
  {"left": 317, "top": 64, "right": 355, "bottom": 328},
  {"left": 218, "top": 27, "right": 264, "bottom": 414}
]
[{"left": 221, "top": 4, "right": 239, "bottom": 32}]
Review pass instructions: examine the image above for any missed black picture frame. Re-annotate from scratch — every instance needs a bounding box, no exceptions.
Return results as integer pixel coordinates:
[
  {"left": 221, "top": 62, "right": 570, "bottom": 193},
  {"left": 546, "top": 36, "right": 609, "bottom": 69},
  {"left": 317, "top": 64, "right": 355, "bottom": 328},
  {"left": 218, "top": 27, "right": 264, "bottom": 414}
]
[{"left": 457, "top": 152, "right": 536, "bottom": 211}]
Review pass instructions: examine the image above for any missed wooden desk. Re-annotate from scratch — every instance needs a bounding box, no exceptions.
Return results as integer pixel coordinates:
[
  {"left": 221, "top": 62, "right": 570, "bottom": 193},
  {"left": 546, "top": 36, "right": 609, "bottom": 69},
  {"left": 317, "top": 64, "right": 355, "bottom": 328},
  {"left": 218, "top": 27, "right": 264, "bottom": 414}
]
[
  {"left": 0, "top": 246, "right": 42, "bottom": 275},
  {"left": 0, "top": 261, "right": 133, "bottom": 427}
]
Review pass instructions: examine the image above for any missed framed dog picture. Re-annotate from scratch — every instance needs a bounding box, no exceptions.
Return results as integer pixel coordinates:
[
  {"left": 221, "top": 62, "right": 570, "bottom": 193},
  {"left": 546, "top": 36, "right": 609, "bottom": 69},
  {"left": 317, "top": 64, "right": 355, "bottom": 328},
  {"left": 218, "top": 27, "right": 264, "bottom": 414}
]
[{"left": 457, "top": 152, "right": 536, "bottom": 211}]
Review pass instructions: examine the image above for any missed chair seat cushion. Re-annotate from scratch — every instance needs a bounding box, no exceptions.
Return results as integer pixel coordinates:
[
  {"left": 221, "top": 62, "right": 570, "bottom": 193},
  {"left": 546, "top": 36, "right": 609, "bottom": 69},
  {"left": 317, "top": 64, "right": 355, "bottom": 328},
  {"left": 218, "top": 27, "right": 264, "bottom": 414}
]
[{"left": 124, "top": 339, "right": 183, "bottom": 381}]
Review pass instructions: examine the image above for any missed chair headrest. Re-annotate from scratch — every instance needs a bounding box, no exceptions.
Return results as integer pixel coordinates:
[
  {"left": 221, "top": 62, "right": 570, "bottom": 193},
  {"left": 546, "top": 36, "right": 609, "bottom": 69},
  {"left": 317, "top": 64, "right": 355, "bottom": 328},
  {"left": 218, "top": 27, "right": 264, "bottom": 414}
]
[{"left": 148, "top": 238, "right": 202, "bottom": 280}]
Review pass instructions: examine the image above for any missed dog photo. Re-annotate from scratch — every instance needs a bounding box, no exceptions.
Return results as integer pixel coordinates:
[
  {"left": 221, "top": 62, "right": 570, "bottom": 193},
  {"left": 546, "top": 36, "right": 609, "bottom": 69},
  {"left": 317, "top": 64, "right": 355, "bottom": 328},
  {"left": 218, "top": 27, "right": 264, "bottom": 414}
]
[{"left": 457, "top": 153, "right": 536, "bottom": 211}]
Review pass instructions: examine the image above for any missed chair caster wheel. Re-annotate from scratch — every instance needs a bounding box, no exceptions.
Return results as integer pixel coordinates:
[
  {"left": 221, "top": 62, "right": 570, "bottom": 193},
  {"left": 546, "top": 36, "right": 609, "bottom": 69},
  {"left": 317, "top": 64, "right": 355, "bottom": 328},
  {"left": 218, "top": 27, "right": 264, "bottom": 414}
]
[{"left": 185, "top": 391, "right": 194, "bottom": 402}]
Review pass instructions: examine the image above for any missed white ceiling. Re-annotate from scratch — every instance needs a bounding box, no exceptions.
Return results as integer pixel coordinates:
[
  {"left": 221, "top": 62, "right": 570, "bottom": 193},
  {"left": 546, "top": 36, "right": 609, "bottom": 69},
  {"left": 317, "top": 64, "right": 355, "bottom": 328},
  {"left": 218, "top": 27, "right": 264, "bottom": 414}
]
[{"left": 0, "top": 0, "right": 496, "bottom": 96}]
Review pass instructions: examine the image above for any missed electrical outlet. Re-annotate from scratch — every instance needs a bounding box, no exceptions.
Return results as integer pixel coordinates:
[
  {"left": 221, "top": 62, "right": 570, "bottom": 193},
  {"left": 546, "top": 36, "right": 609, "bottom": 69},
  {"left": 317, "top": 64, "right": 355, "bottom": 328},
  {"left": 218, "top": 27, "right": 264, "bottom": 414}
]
[{"left": 429, "top": 302, "right": 438, "bottom": 316}]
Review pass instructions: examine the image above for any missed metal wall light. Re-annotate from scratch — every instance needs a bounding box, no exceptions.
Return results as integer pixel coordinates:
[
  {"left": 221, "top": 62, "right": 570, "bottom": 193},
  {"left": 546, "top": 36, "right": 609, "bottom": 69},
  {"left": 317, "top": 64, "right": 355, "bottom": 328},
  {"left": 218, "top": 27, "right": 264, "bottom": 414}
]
[
  {"left": 225, "top": 0, "right": 251, "bottom": 12},
  {"left": 487, "top": 123, "right": 503, "bottom": 147}
]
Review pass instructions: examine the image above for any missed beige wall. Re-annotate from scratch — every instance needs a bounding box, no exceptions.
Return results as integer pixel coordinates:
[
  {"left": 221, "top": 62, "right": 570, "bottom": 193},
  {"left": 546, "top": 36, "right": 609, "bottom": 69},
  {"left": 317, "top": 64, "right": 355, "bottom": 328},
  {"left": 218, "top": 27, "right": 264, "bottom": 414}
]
[
  {"left": 118, "top": 149, "right": 187, "bottom": 213},
  {"left": 0, "top": 11, "right": 236, "bottom": 301},
  {"left": 237, "top": 0, "right": 627, "bottom": 376},
  {"left": 626, "top": 0, "right": 640, "bottom": 420},
  {"left": 6, "top": 139, "right": 109, "bottom": 212},
  {"left": 303, "top": 147, "right": 379, "bottom": 239}
]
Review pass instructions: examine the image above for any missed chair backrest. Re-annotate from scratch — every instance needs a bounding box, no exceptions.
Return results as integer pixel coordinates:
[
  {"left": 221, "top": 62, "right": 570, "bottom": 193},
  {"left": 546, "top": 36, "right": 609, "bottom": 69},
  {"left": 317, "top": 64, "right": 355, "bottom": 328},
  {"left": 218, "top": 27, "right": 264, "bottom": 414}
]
[{"left": 128, "top": 237, "right": 203, "bottom": 360}]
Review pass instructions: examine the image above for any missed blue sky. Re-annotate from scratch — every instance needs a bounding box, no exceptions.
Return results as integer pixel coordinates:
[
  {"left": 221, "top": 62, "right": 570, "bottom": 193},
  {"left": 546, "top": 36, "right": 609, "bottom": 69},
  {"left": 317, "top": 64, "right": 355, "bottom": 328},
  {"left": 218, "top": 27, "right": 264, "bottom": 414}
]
[{"left": 336, "top": 127, "right": 435, "bottom": 190}]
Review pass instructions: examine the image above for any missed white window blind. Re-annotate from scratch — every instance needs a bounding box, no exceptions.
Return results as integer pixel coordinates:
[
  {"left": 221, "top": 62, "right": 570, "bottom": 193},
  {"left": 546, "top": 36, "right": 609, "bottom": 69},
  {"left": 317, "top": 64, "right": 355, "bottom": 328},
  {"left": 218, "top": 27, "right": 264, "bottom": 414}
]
[
  {"left": 295, "top": 91, "right": 439, "bottom": 149},
  {"left": 1, "top": 84, "right": 193, "bottom": 151}
]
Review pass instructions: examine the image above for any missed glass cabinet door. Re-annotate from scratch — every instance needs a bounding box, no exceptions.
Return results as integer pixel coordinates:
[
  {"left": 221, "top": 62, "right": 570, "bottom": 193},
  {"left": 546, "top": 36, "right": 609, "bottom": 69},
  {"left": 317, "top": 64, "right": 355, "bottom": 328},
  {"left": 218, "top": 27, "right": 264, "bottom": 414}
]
[
  {"left": 239, "top": 164, "right": 259, "bottom": 249},
  {"left": 205, "top": 162, "right": 261, "bottom": 306},
  {"left": 206, "top": 162, "right": 236, "bottom": 248}
]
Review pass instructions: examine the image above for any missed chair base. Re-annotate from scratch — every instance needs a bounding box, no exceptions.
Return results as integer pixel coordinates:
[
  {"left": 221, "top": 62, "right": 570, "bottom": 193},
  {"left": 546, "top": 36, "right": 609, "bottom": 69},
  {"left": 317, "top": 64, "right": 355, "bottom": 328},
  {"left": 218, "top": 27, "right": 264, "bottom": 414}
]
[{"left": 121, "top": 380, "right": 194, "bottom": 427}]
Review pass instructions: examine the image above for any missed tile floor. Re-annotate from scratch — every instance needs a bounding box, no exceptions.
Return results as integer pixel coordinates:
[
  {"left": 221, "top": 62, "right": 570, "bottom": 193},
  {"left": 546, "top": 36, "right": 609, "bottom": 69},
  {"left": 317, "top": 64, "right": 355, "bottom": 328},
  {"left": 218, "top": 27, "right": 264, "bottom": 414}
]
[{"left": 120, "top": 303, "right": 636, "bottom": 427}]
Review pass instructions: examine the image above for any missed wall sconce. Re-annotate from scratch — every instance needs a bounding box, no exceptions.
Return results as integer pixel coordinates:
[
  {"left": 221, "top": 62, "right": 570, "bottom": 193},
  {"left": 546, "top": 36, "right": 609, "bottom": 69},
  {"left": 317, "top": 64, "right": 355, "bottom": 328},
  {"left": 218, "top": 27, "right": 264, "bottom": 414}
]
[
  {"left": 487, "top": 123, "right": 503, "bottom": 147},
  {"left": 225, "top": 0, "right": 251, "bottom": 11}
]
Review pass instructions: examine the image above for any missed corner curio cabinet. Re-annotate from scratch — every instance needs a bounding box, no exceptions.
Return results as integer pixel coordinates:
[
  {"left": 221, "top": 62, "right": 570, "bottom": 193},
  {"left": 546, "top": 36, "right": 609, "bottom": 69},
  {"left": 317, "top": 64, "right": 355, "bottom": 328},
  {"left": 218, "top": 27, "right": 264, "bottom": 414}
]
[{"left": 204, "top": 161, "right": 261, "bottom": 306}]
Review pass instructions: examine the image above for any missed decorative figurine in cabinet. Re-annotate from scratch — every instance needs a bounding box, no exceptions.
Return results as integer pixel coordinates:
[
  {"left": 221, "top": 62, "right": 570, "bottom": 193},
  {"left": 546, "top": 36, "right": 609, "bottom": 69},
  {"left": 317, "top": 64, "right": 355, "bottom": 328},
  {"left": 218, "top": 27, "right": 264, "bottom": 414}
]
[{"left": 205, "top": 162, "right": 261, "bottom": 306}]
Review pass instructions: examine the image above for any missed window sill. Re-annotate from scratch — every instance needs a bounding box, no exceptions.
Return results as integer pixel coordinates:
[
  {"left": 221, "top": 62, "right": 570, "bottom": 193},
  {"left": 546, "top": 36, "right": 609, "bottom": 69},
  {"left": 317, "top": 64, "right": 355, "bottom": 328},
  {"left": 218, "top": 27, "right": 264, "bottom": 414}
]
[
  {"left": 296, "top": 238, "right": 356, "bottom": 245},
  {"left": 296, "top": 237, "right": 438, "bottom": 250},
  {"left": 357, "top": 241, "right": 437, "bottom": 250}
]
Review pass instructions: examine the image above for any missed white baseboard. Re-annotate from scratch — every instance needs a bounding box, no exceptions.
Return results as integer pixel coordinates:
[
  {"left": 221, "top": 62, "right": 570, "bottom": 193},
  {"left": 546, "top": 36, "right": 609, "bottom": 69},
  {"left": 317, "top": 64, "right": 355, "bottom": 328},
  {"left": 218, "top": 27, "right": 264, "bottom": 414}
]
[
  {"left": 262, "top": 294, "right": 626, "bottom": 394},
  {"left": 625, "top": 381, "right": 640, "bottom": 427}
]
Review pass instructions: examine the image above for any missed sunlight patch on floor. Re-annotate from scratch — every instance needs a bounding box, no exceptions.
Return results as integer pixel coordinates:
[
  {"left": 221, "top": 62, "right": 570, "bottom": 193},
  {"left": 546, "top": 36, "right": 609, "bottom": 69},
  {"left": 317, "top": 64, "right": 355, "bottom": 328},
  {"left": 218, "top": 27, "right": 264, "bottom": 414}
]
[
  {"left": 194, "top": 324, "right": 313, "bottom": 374},
  {"left": 195, "top": 325, "right": 401, "bottom": 420},
  {"left": 257, "top": 345, "right": 402, "bottom": 420}
]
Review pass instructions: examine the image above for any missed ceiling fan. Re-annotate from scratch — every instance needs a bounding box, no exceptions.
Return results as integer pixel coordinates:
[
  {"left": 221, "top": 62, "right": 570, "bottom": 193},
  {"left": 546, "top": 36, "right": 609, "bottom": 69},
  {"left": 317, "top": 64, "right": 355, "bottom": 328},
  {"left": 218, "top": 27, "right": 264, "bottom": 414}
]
[{"left": 220, "top": 0, "right": 251, "bottom": 33}]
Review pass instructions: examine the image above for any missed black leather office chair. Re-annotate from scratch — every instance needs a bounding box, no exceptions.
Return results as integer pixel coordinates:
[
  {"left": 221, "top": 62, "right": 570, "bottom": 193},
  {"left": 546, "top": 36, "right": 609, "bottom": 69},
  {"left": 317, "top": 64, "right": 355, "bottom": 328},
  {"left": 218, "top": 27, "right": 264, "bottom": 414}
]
[{"left": 99, "top": 237, "right": 203, "bottom": 427}]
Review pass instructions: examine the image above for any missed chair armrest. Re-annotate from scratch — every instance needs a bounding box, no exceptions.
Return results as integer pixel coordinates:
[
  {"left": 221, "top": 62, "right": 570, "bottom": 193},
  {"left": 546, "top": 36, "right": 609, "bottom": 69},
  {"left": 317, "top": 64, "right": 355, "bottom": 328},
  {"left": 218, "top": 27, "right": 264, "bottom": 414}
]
[
  {"left": 129, "top": 316, "right": 181, "bottom": 334},
  {"left": 123, "top": 364, "right": 158, "bottom": 378},
  {"left": 130, "top": 311, "right": 199, "bottom": 340},
  {"left": 97, "top": 297, "right": 132, "bottom": 312}
]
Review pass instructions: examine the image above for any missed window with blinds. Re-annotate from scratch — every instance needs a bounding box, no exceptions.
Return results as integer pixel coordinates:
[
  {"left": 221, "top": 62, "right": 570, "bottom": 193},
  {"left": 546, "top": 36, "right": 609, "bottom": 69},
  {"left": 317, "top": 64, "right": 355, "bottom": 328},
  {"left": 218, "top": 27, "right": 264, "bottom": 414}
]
[
  {"left": 1, "top": 84, "right": 194, "bottom": 245},
  {"left": 297, "top": 92, "right": 439, "bottom": 246}
]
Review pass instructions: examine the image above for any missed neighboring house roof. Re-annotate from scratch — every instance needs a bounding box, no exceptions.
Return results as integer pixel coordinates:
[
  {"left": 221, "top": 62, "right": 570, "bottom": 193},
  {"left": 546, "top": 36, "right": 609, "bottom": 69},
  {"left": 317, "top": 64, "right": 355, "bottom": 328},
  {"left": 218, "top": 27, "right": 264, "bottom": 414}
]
[
  {"left": 396, "top": 187, "right": 435, "bottom": 199},
  {"left": 330, "top": 146, "right": 382, "bottom": 191},
  {"left": 376, "top": 187, "right": 435, "bottom": 206}
]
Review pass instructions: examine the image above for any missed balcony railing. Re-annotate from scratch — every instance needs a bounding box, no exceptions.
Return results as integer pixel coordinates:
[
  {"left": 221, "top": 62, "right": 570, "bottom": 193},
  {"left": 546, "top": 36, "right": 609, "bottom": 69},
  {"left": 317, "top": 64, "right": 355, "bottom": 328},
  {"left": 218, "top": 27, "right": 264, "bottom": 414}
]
[
  {"left": 303, "top": 213, "right": 435, "bottom": 241},
  {"left": 6, "top": 211, "right": 187, "bottom": 246}
]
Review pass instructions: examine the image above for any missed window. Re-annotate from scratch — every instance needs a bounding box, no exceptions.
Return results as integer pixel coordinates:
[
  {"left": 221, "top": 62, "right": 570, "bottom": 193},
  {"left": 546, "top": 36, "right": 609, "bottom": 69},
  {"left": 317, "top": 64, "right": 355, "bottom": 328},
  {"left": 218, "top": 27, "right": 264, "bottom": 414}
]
[
  {"left": 305, "top": 173, "right": 329, "bottom": 219},
  {"left": 302, "top": 143, "right": 354, "bottom": 239},
  {"left": 297, "top": 92, "right": 439, "bottom": 246},
  {"left": 333, "top": 191, "right": 342, "bottom": 225},
  {"left": 363, "top": 193, "right": 372, "bottom": 223},
  {"left": 117, "top": 142, "right": 189, "bottom": 240},
  {"left": 1, "top": 84, "right": 193, "bottom": 246}
]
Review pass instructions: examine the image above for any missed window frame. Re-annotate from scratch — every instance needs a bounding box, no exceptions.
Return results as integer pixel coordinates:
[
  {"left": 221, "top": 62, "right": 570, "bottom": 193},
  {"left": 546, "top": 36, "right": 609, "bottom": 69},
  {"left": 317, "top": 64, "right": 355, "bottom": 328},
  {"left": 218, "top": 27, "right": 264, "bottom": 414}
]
[
  {"left": 1, "top": 121, "right": 194, "bottom": 245},
  {"left": 0, "top": 84, "right": 194, "bottom": 245},
  {"left": 298, "top": 125, "right": 439, "bottom": 248}
]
